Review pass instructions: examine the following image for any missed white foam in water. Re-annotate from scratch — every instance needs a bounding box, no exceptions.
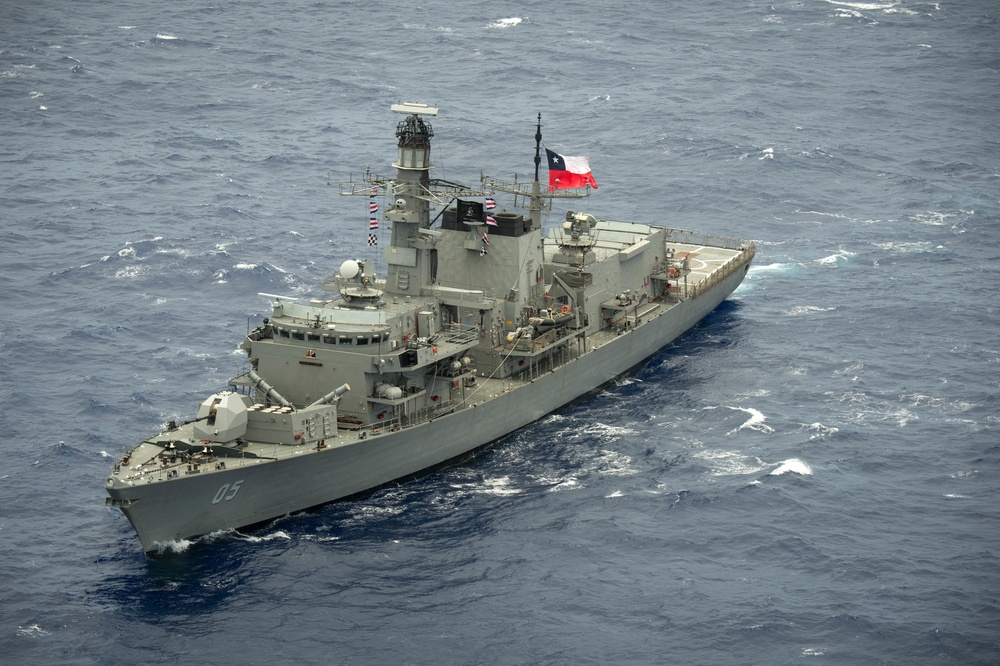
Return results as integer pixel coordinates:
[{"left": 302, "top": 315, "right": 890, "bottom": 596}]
[
  {"left": 726, "top": 406, "right": 775, "bottom": 435},
  {"left": 696, "top": 449, "right": 769, "bottom": 476},
  {"left": 816, "top": 249, "right": 855, "bottom": 266},
  {"left": 591, "top": 449, "right": 636, "bottom": 476},
  {"left": 770, "top": 458, "right": 812, "bottom": 476},
  {"left": 824, "top": 0, "right": 898, "bottom": 10},
  {"left": 799, "top": 422, "right": 840, "bottom": 440},
  {"left": 785, "top": 305, "right": 836, "bottom": 316},
  {"left": 16, "top": 624, "right": 51, "bottom": 638},
  {"left": 750, "top": 262, "right": 794, "bottom": 273},
  {"left": 547, "top": 477, "right": 579, "bottom": 492},
  {"left": 152, "top": 538, "right": 195, "bottom": 554},
  {"left": 450, "top": 476, "right": 524, "bottom": 496},
  {"left": 489, "top": 17, "right": 523, "bottom": 29},
  {"left": 582, "top": 422, "right": 638, "bottom": 440},
  {"left": 240, "top": 530, "right": 292, "bottom": 543},
  {"left": 872, "top": 241, "right": 935, "bottom": 254},
  {"left": 114, "top": 265, "right": 145, "bottom": 279}
]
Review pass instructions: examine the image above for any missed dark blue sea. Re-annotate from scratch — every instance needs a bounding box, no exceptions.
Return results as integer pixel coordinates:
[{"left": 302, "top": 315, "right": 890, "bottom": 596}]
[{"left": 2, "top": 0, "right": 998, "bottom": 663}]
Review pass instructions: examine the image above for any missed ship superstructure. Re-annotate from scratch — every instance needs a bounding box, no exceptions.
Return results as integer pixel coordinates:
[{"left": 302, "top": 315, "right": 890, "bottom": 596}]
[{"left": 106, "top": 103, "right": 755, "bottom": 552}]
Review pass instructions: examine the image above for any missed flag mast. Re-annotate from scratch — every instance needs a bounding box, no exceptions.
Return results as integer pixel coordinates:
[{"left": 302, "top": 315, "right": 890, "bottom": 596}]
[
  {"left": 479, "top": 111, "right": 588, "bottom": 227},
  {"left": 530, "top": 112, "right": 543, "bottom": 230}
]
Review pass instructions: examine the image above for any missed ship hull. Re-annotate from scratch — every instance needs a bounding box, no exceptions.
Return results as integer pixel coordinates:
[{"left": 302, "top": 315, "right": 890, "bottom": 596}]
[{"left": 109, "top": 265, "right": 749, "bottom": 551}]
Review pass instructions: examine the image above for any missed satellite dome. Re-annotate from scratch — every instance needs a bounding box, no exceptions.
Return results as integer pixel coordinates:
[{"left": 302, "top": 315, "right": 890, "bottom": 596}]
[{"left": 339, "top": 259, "right": 360, "bottom": 279}]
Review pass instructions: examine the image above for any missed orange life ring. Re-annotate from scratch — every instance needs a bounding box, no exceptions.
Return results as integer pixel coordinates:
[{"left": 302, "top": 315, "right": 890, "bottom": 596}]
[
  {"left": 667, "top": 267, "right": 679, "bottom": 278},
  {"left": 560, "top": 304, "right": 571, "bottom": 315}
]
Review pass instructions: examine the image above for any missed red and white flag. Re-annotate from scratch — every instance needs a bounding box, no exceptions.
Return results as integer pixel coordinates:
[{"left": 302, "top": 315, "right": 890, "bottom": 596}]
[{"left": 545, "top": 148, "right": 598, "bottom": 191}]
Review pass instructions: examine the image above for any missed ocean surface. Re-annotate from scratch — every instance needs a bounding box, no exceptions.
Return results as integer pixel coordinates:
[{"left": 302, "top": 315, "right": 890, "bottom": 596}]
[{"left": 2, "top": 0, "right": 998, "bottom": 663}]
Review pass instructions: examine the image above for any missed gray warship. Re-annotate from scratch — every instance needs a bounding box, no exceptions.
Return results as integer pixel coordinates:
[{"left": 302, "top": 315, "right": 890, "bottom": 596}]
[{"left": 106, "top": 103, "right": 756, "bottom": 552}]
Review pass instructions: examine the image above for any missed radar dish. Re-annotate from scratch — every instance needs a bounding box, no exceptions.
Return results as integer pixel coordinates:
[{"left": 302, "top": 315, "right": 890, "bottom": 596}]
[{"left": 339, "top": 259, "right": 360, "bottom": 279}]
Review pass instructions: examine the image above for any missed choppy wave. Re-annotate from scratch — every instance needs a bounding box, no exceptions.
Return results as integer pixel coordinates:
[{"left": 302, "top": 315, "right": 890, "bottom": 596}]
[
  {"left": 726, "top": 406, "right": 775, "bottom": 435},
  {"left": 769, "top": 458, "right": 813, "bottom": 476}
]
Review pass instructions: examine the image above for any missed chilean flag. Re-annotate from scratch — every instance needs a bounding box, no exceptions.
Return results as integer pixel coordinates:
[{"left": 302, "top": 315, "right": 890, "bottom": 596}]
[{"left": 545, "top": 148, "right": 598, "bottom": 191}]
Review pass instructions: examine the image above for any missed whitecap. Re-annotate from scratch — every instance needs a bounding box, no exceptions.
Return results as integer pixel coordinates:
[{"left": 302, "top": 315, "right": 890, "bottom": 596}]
[
  {"left": 736, "top": 389, "right": 772, "bottom": 398},
  {"left": 697, "top": 449, "right": 769, "bottom": 476},
  {"left": 911, "top": 211, "right": 953, "bottom": 226},
  {"left": 115, "top": 265, "right": 145, "bottom": 279},
  {"left": 872, "top": 241, "right": 935, "bottom": 254},
  {"left": 824, "top": 0, "right": 898, "bottom": 10},
  {"left": 758, "top": 147, "right": 774, "bottom": 160},
  {"left": 605, "top": 490, "right": 625, "bottom": 498},
  {"left": 726, "top": 406, "right": 774, "bottom": 435},
  {"left": 547, "top": 477, "right": 579, "bottom": 492},
  {"left": 815, "top": 249, "right": 854, "bottom": 265},
  {"left": 949, "top": 469, "right": 978, "bottom": 479},
  {"left": 155, "top": 34, "right": 179, "bottom": 41},
  {"left": 154, "top": 247, "right": 192, "bottom": 257},
  {"left": 16, "top": 624, "right": 51, "bottom": 638},
  {"left": 785, "top": 305, "right": 836, "bottom": 316},
  {"left": 489, "top": 17, "right": 523, "bottom": 29},
  {"left": 798, "top": 423, "right": 840, "bottom": 440},
  {"left": 795, "top": 210, "right": 850, "bottom": 220},
  {"left": 770, "top": 458, "right": 812, "bottom": 476}
]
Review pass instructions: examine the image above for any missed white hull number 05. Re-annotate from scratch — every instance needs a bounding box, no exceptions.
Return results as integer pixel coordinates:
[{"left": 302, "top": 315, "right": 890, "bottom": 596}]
[{"left": 212, "top": 480, "right": 245, "bottom": 505}]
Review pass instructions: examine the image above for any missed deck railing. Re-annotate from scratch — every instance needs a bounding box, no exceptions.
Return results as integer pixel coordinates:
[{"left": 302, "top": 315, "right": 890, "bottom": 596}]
[{"left": 685, "top": 242, "right": 756, "bottom": 299}]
